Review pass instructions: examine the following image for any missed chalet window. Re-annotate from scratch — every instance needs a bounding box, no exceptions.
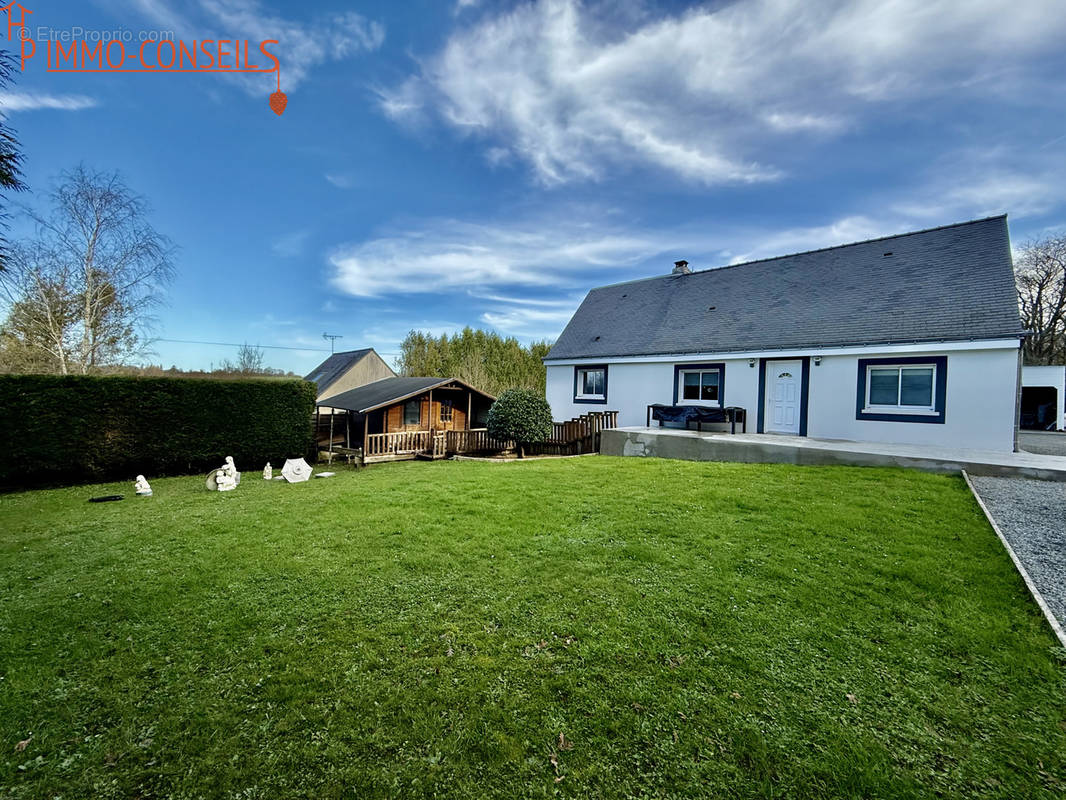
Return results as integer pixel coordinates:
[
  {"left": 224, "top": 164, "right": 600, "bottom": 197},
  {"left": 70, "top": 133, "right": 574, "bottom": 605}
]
[
  {"left": 679, "top": 368, "right": 720, "bottom": 402},
  {"left": 856, "top": 356, "right": 946, "bottom": 423},
  {"left": 440, "top": 399, "right": 453, "bottom": 422},
  {"left": 403, "top": 399, "right": 421, "bottom": 426},
  {"left": 574, "top": 365, "right": 607, "bottom": 403}
]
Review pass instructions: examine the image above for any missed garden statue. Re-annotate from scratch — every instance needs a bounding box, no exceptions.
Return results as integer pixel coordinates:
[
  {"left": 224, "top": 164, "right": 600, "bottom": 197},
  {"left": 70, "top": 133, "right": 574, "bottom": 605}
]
[
  {"left": 216, "top": 469, "right": 236, "bottom": 492},
  {"left": 134, "top": 475, "right": 152, "bottom": 496},
  {"left": 263, "top": 462, "right": 273, "bottom": 480},
  {"left": 223, "top": 456, "right": 240, "bottom": 485}
]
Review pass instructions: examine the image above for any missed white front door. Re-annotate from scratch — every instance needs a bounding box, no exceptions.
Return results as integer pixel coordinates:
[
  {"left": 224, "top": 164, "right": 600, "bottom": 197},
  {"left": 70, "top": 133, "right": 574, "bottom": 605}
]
[{"left": 765, "top": 360, "right": 802, "bottom": 434}]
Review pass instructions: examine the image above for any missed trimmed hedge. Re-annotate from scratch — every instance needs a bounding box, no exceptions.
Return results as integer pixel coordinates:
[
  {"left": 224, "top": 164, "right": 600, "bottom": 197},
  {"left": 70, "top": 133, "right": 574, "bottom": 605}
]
[{"left": 0, "top": 375, "right": 316, "bottom": 489}]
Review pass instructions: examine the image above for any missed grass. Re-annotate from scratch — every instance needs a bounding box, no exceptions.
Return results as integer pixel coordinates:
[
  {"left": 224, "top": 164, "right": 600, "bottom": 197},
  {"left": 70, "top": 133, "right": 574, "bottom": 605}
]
[{"left": 0, "top": 457, "right": 1063, "bottom": 799}]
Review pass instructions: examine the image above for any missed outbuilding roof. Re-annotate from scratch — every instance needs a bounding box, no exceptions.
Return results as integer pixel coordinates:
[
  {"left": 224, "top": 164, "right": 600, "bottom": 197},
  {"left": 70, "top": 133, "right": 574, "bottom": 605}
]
[
  {"left": 546, "top": 216, "right": 1024, "bottom": 361},
  {"left": 316, "top": 376, "right": 494, "bottom": 414},
  {"left": 304, "top": 348, "right": 378, "bottom": 394}
]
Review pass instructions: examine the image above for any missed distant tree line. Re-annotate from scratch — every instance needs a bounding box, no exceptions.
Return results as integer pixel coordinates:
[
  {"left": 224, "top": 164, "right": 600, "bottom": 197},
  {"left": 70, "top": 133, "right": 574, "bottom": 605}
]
[
  {"left": 1015, "top": 235, "right": 1066, "bottom": 365},
  {"left": 396, "top": 327, "right": 552, "bottom": 396}
]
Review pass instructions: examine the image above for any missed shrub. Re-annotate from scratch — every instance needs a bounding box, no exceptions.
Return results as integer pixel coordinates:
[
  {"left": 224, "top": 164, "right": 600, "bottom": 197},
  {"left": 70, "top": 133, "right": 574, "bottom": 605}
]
[
  {"left": 0, "top": 374, "right": 316, "bottom": 489},
  {"left": 486, "top": 388, "right": 553, "bottom": 457}
]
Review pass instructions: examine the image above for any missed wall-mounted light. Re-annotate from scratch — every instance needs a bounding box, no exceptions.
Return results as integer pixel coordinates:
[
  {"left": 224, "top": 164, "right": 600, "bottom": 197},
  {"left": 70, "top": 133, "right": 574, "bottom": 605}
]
[
  {"left": 813, "top": 356, "right": 822, "bottom": 366},
  {"left": 748, "top": 358, "right": 756, "bottom": 368}
]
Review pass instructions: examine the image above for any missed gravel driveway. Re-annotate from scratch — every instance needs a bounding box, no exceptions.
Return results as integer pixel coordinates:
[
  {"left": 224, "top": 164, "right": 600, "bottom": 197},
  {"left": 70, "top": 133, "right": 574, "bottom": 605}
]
[{"left": 969, "top": 476, "right": 1066, "bottom": 630}]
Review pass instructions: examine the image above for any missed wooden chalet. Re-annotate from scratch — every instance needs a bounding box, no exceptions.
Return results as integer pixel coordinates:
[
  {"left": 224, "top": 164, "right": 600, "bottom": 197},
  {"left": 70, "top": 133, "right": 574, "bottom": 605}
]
[{"left": 314, "top": 376, "right": 505, "bottom": 463}]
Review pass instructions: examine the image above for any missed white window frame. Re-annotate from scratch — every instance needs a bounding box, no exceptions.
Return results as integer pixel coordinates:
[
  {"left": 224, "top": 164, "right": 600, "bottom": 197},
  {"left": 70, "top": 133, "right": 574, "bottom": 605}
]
[
  {"left": 575, "top": 367, "right": 607, "bottom": 401},
  {"left": 863, "top": 363, "right": 938, "bottom": 415},
  {"left": 677, "top": 368, "right": 721, "bottom": 405}
]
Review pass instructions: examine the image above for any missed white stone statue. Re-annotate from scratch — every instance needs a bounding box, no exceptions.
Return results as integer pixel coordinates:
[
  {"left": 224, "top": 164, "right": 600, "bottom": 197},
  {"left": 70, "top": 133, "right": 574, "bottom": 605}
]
[
  {"left": 223, "top": 456, "right": 241, "bottom": 486},
  {"left": 263, "top": 462, "right": 273, "bottom": 480},
  {"left": 216, "top": 469, "right": 236, "bottom": 492},
  {"left": 134, "top": 475, "right": 152, "bottom": 496}
]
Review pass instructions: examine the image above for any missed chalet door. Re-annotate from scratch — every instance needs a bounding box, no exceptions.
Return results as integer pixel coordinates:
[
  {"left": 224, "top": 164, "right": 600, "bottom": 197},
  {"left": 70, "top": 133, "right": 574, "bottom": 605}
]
[
  {"left": 765, "top": 360, "right": 802, "bottom": 435},
  {"left": 435, "top": 398, "right": 456, "bottom": 430}
]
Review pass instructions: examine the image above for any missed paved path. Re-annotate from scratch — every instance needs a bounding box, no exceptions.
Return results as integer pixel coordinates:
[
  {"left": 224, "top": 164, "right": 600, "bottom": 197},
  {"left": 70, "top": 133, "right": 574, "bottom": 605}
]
[
  {"left": 970, "top": 475, "right": 1066, "bottom": 633},
  {"left": 1019, "top": 431, "right": 1066, "bottom": 457}
]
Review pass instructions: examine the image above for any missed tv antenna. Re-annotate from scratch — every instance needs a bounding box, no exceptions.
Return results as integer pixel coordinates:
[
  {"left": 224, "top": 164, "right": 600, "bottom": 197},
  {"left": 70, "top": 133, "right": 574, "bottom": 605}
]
[{"left": 322, "top": 333, "right": 343, "bottom": 353}]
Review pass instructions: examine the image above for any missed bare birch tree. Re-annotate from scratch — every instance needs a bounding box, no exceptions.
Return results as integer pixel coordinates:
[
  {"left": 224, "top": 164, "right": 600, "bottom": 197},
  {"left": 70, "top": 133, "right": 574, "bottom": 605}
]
[
  {"left": 1015, "top": 235, "right": 1066, "bottom": 365},
  {"left": 0, "top": 240, "right": 78, "bottom": 373},
  {"left": 0, "top": 165, "right": 175, "bottom": 373}
]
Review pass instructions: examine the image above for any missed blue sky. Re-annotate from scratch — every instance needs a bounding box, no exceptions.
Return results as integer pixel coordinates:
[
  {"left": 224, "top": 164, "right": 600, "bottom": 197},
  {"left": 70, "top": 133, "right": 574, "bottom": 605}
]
[{"left": 3, "top": 0, "right": 1065, "bottom": 374}]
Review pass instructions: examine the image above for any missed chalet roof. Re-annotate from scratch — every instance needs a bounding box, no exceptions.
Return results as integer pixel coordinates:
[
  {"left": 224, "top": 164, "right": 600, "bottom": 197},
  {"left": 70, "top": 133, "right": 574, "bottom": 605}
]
[
  {"left": 546, "top": 216, "right": 1024, "bottom": 361},
  {"left": 303, "top": 348, "right": 377, "bottom": 394},
  {"left": 316, "top": 376, "right": 494, "bottom": 414}
]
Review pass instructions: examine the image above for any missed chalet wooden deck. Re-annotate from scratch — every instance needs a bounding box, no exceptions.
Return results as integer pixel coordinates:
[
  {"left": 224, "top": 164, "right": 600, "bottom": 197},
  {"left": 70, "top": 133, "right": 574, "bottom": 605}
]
[{"left": 358, "top": 411, "right": 619, "bottom": 464}]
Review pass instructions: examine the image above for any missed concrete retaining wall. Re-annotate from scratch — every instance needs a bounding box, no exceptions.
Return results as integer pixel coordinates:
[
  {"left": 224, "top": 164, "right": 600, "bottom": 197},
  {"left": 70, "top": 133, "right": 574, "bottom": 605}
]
[{"left": 601, "top": 429, "right": 1066, "bottom": 481}]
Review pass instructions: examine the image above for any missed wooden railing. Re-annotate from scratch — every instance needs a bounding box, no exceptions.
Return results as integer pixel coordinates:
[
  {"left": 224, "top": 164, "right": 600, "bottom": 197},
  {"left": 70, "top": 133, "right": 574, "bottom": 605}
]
[
  {"left": 546, "top": 410, "right": 618, "bottom": 444},
  {"left": 365, "top": 430, "right": 431, "bottom": 458},
  {"left": 446, "top": 428, "right": 514, "bottom": 454},
  {"left": 528, "top": 410, "right": 620, "bottom": 455},
  {"left": 363, "top": 411, "right": 619, "bottom": 461}
]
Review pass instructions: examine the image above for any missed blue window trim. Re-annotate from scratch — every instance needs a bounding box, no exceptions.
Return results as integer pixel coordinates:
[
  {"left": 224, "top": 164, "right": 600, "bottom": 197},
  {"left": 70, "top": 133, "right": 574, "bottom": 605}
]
[
  {"left": 757, "top": 357, "right": 810, "bottom": 436},
  {"left": 672, "top": 362, "right": 726, "bottom": 406},
  {"left": 573, "top": 364, "right": 608, "bottom": 405},
  {"left": 855, "top": 355, "right": 946, "bottom": 424}
]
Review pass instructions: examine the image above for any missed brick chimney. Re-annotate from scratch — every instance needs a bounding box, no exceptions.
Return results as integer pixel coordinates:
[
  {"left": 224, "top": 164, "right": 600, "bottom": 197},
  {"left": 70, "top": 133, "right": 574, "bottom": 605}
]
[{"left": 672, "top": 260, "right": 691, "bottom": 275}]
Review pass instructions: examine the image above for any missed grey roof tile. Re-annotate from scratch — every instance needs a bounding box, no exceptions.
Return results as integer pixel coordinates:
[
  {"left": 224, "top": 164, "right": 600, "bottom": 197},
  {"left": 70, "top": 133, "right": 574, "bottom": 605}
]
[
  {"left": 546, "top": 216, "right": 1023, "bottom": 360},
  {"left": 316, "top": 377, "right": 445, "bottom": 413},
  {"left": 304, "top": 348, "right": 375, "bottom": 394}
]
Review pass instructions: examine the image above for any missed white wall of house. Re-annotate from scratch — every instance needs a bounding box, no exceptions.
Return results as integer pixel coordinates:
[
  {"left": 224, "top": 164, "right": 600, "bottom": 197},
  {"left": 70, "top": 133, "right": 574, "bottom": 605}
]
[
  {"left": 1021, "top": 365, "right": 1066, "bottom": 430},
  {"left": 546, "top": 340, "right": 1020, "bottom": 452}
]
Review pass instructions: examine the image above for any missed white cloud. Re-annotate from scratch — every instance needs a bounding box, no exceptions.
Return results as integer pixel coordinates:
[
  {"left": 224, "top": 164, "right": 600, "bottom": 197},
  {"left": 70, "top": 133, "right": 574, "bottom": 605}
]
[
  {"left": 0, "top": 92, "right": 97, "bottom": 112},
  {"left": 894, "top": 173, "right": 1058, "bottom": 221},
  {"left": 271, "top": 230, "right": 310, "bottom": 258},
  {"left": 480, "top": 305, "right": 579, "bottom": 339},
  {"left": 889, "top": 146, "right": 1066, "bottom": 222},
  {"left": 379, "top": 0, "right": 1066, "bottom": 185},
  {"left": 126, "top": 0, "right": 384, "bottom": 94},
  {"left": 324, "top": 173, "right": 356, "bottom": 189},
  {"left": 326, "top": 207, "right": 934, "bottom": 303},
  {"left": 762, "top": 112, "right": 846, "bottom": 134},
  {"left": 328, "top": 215, "right": 696, "bottom": 297},
  {"left": 723, "top": 216, "right": 892, "bottom": 265}
]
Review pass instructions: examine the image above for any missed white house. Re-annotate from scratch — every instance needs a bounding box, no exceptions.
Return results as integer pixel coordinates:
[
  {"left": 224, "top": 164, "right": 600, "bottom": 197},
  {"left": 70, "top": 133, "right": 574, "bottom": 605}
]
[
  {"left": 1021, "top": 365, "right": 1065, "bottom": 431},
  {"left": 545, "top": 216, "right": 1025, "bottom": 452}
]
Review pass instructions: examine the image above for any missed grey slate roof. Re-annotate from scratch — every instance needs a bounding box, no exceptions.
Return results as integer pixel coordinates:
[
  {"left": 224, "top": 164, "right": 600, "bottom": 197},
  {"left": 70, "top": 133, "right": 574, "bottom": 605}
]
[
  {"left": 546, "top": 216, "right": 1024, "bottom": 361},
  {"left": 304, "top": 348, "right": 375, "bottom": 394},
  {"left": 317, "top": 377, "right": 493, "bottom": 413}
]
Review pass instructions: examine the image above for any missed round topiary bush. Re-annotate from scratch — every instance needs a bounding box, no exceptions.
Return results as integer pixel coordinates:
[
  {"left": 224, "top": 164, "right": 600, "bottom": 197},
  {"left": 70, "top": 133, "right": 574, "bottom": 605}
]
[{"left": 486, "top": 388, "right": 553, "bottom": 457}]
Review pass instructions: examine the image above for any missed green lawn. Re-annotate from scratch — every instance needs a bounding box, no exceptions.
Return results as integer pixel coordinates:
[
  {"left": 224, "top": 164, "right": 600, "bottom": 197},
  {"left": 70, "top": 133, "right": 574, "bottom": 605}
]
[{"left": 1, "top": 458, "right": 1063, "bottom": 799}]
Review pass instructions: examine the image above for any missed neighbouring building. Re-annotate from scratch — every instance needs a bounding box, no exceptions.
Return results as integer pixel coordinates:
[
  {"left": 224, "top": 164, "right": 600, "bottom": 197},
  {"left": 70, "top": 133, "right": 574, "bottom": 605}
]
[
  {"left": 1021, "top": 365, "right": 1065, "bottom": 431},
  {"left": 544, "top": 216, "right": 1025, "bottom": 452},
  {"left": 304, "top": 348, "right": 397, "bottom": 403}
]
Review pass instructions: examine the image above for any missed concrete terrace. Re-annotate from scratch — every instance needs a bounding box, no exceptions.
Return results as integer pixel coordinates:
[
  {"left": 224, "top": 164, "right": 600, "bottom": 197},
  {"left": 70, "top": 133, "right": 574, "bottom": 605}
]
[{"left": 602, "top": 427, "right": 1066, "bottom": 482}]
